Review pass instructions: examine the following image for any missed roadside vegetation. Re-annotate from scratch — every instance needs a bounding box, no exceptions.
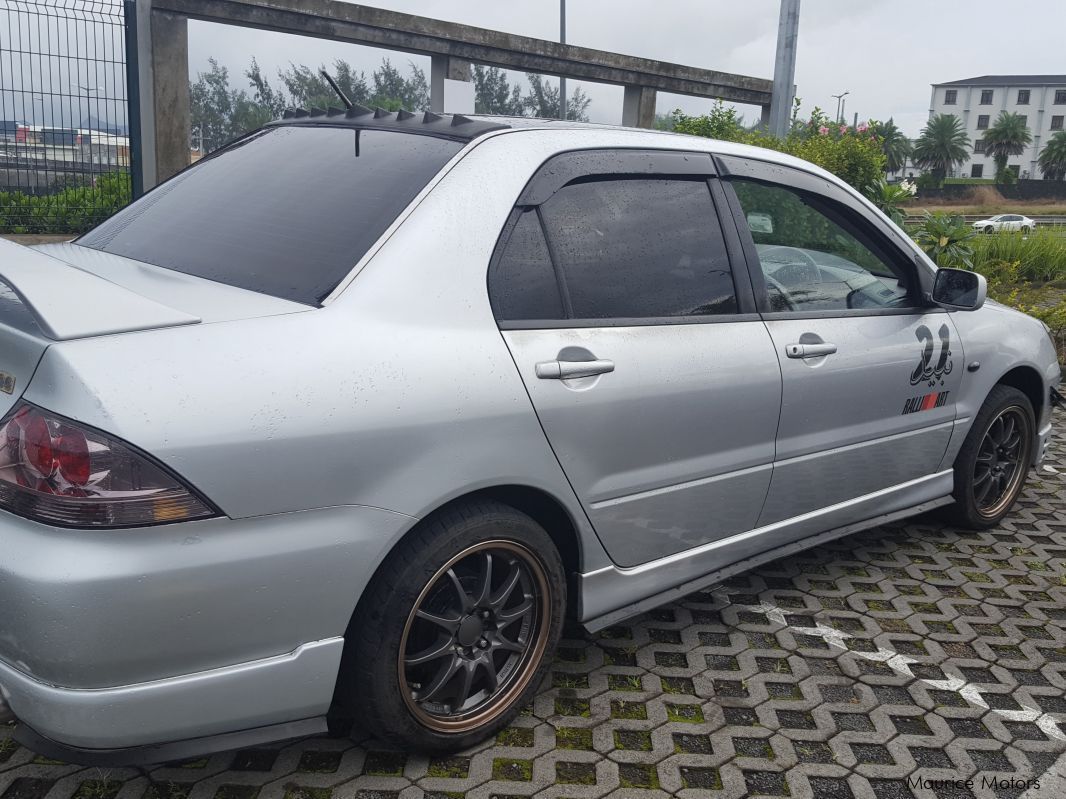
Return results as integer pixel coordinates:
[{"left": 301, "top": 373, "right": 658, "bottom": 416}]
[
  {"left": 910, "top": 213, "right": 1066, "bottom": 359},
  {"left": 0, "top": 173, "right": 129, "bottom": 234}
]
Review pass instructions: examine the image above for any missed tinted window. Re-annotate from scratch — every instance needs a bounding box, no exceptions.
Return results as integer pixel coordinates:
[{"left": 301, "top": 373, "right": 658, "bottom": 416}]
[
  {"left": 539, "top": 178, "right": 736, "bottom": 319},
  {"left": 730, "top": 179, "right": 913, "bottom": 313},
  {"left": 80, "top": 127, "right": 463, "bottom": 305},
  {"left": 490, "top": 211, "right": 564, "bottom": 321}
]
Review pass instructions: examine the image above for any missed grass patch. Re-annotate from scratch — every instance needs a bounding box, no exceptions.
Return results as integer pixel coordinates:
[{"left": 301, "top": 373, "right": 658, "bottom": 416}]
[
  {"left": 555, "top": 727, "right": 594, "bottom": 750},
  {"left": 491, "top": 757, "right": 533, "bottom": 781}
]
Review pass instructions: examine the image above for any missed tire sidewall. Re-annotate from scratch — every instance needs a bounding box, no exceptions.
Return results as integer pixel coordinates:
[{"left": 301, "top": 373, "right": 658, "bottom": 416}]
[
  {"left": 347, "top": 503, "right": 566, "bottom": 751},
  {"left": 951, "top": 386, "right": 1035, "bottom": 528}
]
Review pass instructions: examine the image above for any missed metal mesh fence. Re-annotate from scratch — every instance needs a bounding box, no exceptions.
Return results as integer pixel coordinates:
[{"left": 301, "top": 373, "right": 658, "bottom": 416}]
[{"left": 0, "top": 0, "right": 131, "bottom": 234}]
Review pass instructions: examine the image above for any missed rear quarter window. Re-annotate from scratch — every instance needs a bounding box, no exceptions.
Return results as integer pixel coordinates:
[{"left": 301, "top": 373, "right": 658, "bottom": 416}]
[{"left": 79, "top": 127, "right": 464, "bottom": 305}]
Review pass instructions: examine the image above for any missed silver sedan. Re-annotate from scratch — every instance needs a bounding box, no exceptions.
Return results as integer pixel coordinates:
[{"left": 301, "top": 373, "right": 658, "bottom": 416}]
[{"left": 0, "top": 110, "right": 1058, "bottom": 764}]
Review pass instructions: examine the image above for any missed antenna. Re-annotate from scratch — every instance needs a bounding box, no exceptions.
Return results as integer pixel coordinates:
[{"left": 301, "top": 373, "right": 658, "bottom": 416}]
[{"left": 320, "top": 70, "right": 353, "bottom": 110}]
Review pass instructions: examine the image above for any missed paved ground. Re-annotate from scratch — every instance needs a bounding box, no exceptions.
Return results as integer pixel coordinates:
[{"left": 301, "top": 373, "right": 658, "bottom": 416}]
[{"left": 3, "top": 421, "right": 1066, "bottom": 799}]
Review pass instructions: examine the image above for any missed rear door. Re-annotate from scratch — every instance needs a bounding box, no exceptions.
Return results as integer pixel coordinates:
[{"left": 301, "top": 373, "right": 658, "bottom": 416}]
[
  {"left": 718, "top": 156, "right": 962, "bottom": 527},
  {"left": 490, "top": 150, "right": 782, "bottom": 568}
]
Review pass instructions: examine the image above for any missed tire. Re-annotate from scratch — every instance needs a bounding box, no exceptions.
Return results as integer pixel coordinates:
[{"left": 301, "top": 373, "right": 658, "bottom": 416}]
[
  {"left": 1021, "top": 226, "right": 1031, "bottom": 234},
  {"left": 338, "top": 500, "right": 566, "bottom": 752},
  {"left": 985, "top": 225, "right": 995, "bottom": 234},
  {"left": 944, "top": 385, "right": 1035, "bottom": 529}
]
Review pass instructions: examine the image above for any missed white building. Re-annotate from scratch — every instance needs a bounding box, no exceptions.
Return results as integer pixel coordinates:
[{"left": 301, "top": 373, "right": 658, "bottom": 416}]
[{"left": 928, "top": 75, "right": 1066, "bottom": 179}]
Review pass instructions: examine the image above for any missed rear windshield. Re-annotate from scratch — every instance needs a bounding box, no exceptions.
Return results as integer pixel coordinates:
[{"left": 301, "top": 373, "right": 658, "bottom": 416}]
[{"left": 79, "top": 126, "right": 464, "bottom": 305}]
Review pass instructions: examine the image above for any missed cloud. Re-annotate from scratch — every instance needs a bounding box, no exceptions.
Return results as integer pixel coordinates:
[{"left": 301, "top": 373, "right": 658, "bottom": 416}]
[{"left": 186, "top": 0, "right": 1066, "bottom": 135}]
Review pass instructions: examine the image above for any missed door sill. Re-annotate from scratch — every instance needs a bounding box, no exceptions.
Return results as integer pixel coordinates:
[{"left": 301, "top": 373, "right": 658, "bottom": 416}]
[{"left": 579, "top": 470, "right": 953, "bottom": 631}]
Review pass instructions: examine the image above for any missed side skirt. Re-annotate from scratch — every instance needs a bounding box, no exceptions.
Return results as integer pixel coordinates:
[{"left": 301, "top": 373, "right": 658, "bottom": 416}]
[
  {"left": 15, "top": 717, "right": 328, "bottom": 767},
  {"left": 580, "top": 493, "right": 953, "bottom": 633}
]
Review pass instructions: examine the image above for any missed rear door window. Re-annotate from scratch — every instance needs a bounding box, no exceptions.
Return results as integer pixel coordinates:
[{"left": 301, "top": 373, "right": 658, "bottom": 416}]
[
  {"left": 538, "top": 178, "right": 737, "bottom": 320},
  {"left": 79, "top": 126, "right": 464, "bottom": 305}
]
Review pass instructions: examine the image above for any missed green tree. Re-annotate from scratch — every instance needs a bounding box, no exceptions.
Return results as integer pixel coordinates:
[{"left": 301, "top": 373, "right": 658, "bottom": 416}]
[
  {"left": 871, "top": 118, "right": 912, "bottom": 174},
  {"left": 911, "top": 113, "right": 970, "bottom": 183},
  {"left": 983, "top": 111, "right": 1032, "bottom": 183},
  {"left": 245, "top": 58, "right": 288, "bottom": 118},
  {"left": 472, "top": 65, "right": 524, "bottom": 115},
  {"left": 1038, "top": 130, "right": 1066, "bottom": 180},
  {"left": 190, "top": 58, "right": 274, "bottom": 153},
  {"left": 522, "top": 74, "right": 591, "bottom": 121},
  {"left": 371, "top": 58, "right": 429, "bottom": 110},
  {"left": 671, "top": 101, "right": 746, "bottom": 141},
  {"left": 277, "top": 60, "right": 370, "bottom": 109}
]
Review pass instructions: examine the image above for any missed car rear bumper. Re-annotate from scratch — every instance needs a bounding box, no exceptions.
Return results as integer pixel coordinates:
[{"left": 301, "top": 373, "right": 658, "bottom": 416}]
[
  {"left": 0, "top": 503, "right": 414, "bottom": 756},
  {"left": 1, "top": 638, "right": 341, "bottom": 753}
]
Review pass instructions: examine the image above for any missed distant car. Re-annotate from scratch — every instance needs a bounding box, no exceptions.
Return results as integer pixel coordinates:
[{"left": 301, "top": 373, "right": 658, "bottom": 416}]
[
  {"left": 973, "top": 214, "right": 1036, "bottom": 233},
  {"left": 0, "top": 109, "right": 1060, "bottom": 765}
]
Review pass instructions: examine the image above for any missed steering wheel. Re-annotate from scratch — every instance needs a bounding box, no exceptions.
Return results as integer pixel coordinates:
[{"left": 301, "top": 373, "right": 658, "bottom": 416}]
[
  {"left": 764, "top": 275, "right": 796, "bottom": 312},
  {"left": 760, "top": 245, "right": 821, "bottom": 287}
]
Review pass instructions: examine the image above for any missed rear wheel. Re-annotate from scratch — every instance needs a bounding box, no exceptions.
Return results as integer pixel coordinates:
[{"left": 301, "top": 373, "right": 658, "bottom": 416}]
[
  {"left": 944, "top": 385, "right": 1034, "bottom": 528},
  {"left": 339, "top": 500, "right": 565, "bottom": 752}
]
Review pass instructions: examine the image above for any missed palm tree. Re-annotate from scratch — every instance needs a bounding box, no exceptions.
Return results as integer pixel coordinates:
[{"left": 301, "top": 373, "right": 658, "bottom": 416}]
[
  {"left": 983, "top": 111, "right": 1032, "bottom": 182},
  {"left": 872, "top": 118, "right": 912, "bottom": 174},
  {"left": 912, "top": 114, "right": 969, "bottom": 183},
  {"left": 1039, "top": 131, "right": 1066, "bottom": 180}
]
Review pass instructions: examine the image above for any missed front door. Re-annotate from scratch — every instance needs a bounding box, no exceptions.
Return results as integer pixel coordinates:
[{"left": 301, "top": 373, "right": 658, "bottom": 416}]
[
  {"left": 488, "top": 152, "right": 782, "bottom": 567},
  {"left": 722, "top": 167, "right": 962, "bottom": 526}
]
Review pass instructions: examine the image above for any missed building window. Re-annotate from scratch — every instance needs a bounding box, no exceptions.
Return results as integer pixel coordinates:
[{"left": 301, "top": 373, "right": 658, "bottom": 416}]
[
  {"left": 977, "top": 115, "right": 990, "bottom": 130},
  {"left": 980, "top": 89, "right": 994, "bottom": 105},
  {"left": 1017, "top": 89, "right": 1030, "bottom": 105},
  {"left": 1056, "top": 90, "right": 1066, "bottom": 104},
  {"left": 1052, "top": 115, "right": 1065, "bottom": 131},
  {"left": 1018, "top": 115, "right": 1027, "bottom": 128},
  {"left": 944, "top": 89, "right": 957, "bottom": 105},
  {"left": 974, "top": 138, "right": 986, "bottom": 153},
  {"left": 971, "top": 164, "right": 984, "bottom": 178}
]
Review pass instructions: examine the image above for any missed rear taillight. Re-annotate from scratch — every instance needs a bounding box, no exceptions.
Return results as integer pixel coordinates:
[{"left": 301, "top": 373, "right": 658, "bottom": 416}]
[{"left": 0, "top": 402, "right": 216, "bottom": 527}]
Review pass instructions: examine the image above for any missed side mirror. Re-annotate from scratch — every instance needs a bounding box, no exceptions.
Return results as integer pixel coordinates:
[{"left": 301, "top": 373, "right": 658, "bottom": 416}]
[{"left": 931, "top": 268, "right": 986, "bottom": 311}]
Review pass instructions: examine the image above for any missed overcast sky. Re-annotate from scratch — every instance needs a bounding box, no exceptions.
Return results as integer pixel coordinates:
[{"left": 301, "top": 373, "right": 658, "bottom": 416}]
[{"left": 185, "top": 0, "right": 1066, "bottom": 137}]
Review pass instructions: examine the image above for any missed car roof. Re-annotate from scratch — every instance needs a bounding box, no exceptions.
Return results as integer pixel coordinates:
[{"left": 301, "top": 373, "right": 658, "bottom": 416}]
[{"left": 267, "top": 106, "right": 841, "bottom": 184}]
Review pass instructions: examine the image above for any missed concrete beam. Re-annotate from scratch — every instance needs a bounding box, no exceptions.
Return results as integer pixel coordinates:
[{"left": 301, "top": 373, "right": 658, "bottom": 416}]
[
  {"left": 152, "top": 0, "right": 773, "bottom": 106},
  {"left": 150, "top": 9, "right": 191, "bottom": 182},
  {"left": 430, "top": 55, "right": 471, "bottom": 114},
  {"left": 622, "top": 86, "right": 657, "bottom": 129}
]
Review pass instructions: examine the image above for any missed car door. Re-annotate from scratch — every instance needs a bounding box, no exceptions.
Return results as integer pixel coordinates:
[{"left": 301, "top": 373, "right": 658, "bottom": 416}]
[
  {"left": 489, "top": 150, "right": 782, "bottom": 568},
  {"left": 717, "top": 155, "right": 963, "bottom": 527}
]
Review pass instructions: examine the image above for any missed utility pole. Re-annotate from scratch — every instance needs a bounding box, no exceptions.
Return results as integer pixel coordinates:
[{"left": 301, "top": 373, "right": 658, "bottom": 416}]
[
  {"left": 559, "top": 0, "right": 567, "bottom": 120},
  {"left": 768, "top": 0, "right": 800, "bottom": 138},
  {"left": 832, "top": 91, "right": 849, "bottom": 123}
]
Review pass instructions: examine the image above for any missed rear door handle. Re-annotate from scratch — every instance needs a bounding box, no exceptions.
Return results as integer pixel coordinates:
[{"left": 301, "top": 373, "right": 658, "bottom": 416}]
[
  {"left": 785, "top": 342, "right": 837, "bottom": 359},
  {"left": 536, "top": 359, "right": 615, "bottom": 379}
]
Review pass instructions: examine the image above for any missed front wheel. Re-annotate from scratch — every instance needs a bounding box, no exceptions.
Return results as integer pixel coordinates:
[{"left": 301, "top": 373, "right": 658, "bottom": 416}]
[
  {"left": 944, "top": 385, "right": 1035, "bottom": 528},
  {"left": 1021, "top": 226, "right": 1031, "bottom": 234},
  {"left": 985, "top": 225, "right": 995, "bottom": 234},
  {"left": 339, "top": 500, "right": 565, "bottom": 752}
]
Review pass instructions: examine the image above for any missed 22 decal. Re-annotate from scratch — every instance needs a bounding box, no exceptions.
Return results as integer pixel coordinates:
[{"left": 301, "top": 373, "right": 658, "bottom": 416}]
[
  {"left": 903, "top": 324, "right": 953, "bottom": 415},
  {"left": 910, "top": 323, "right": 953, "bottom": 387}
]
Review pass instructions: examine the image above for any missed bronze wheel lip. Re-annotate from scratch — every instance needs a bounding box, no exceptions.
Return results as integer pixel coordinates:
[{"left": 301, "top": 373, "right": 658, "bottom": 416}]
[
  {"left": 397, "top": 538, "right": 551, "bottom": 733},
  {"left": 973, "top": 404, "right": 1032, "bottom": 519}
]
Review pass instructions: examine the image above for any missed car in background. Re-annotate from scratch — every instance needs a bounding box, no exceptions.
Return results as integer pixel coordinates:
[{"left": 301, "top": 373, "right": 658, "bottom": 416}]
[
  {"left": 0, "top": 109, "right": 1058, "bottom": 765},
  {"left": 973, "top": 214, "right": 1036, "bottom": 233}
]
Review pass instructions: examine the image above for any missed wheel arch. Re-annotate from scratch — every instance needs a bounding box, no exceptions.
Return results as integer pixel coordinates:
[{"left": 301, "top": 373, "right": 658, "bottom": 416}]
[
  {"left": 330, "top": 483, "right": 585, "bottom": 723},
  {"left": 996, "top": 364, "right": 1045, "bottom": 423}
]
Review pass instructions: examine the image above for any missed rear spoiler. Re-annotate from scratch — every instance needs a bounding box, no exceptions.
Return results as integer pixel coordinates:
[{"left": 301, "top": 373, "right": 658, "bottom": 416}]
[{"left": 0, "top": 239, "right": 199, "bottom": 340}]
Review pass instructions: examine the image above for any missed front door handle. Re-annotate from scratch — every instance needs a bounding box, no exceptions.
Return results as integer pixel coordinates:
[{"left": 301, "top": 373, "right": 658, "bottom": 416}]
[
  {"left": 785, "top": 342, "right": 837, "bottom": 359},
  {"left": 536, "top": 359, "right": 615, "bottom": 379}
]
